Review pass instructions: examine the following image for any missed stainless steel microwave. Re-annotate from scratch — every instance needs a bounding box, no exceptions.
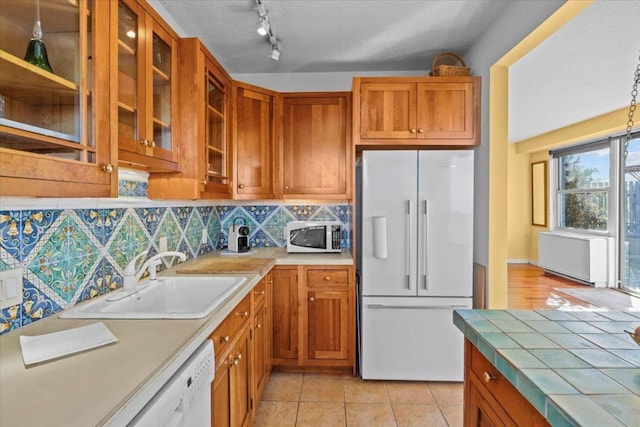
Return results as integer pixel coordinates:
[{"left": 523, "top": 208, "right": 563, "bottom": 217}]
[{"left": 286, "top": 221, "right": 342, "bottom": 253}]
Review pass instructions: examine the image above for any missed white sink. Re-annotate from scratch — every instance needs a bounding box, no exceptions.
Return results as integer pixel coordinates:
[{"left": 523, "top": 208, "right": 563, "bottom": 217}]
[{"left": 60, "top": 276, "right": 246, "bottom": 319}]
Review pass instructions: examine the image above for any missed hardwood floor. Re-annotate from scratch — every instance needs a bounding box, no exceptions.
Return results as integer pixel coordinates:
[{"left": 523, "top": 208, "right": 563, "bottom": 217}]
[{"left": 507, "top": 263, "right": 601, "bottom": 310}]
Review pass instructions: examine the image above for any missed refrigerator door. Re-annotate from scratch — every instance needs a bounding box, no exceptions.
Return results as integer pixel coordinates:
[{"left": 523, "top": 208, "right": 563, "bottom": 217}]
[
  {"left": 360, "top": 296, "right": 471, "bottom": 381},
  {"left": 417, "top": 150, "right": 474, "bottom": 297},
  {"left": 362, "top": 151, "right": 418, "bottom": 297}
]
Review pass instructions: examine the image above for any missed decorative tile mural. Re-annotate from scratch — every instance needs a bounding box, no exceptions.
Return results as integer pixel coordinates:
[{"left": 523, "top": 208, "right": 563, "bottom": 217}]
[{"left": 0, "top": 203, "right": 351, "bottom": 334}]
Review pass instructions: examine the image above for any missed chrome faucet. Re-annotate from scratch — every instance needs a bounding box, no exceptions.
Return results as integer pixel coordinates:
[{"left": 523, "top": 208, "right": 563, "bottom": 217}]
[{"left": 108, "top": 250, "right": 187, "bottom": 301}]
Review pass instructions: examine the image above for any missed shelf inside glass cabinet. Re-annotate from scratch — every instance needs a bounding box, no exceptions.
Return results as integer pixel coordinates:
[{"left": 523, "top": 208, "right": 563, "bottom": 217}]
[{"left": 0, "top": 50, "right": 78, "bottom": 95}]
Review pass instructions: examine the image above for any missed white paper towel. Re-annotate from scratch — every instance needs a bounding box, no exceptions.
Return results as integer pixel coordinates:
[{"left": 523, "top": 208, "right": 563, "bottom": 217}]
[{"left": 20, "top": 322, "right": 118, "bottom": 366}]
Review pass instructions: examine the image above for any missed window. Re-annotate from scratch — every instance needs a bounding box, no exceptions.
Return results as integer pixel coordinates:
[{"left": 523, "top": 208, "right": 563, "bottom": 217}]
[{"left": 552, "top": 141, "right": 611, "bottom": 232}]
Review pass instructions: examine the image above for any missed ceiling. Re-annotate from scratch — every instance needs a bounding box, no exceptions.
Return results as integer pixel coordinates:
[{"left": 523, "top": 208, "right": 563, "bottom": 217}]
[{"left": 153, "top": 0, "right": 509, "bottom": 74}]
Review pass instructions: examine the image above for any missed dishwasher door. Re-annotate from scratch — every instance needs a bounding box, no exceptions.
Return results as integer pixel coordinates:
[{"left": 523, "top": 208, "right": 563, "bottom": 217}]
[{"left": 128, "top": 340, "right": 214, "bottom": 427}]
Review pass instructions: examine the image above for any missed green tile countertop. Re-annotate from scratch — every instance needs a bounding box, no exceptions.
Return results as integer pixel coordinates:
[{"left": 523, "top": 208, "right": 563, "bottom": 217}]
[{"left": 454, "top": 309, "right": 640, "bottom": 427}]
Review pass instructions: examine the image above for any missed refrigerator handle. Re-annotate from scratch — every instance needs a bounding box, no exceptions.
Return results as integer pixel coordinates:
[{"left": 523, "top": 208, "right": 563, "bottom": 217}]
[
  {"left": 406, "top": 199, "right": 412, "bottom": 290},
  {"left": 422, "top": 200, "right": 428, "bottom": 290}
]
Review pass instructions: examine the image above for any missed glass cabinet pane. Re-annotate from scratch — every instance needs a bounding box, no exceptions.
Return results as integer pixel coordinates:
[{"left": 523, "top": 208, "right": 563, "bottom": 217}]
[
  {"left": 0, "top": 0, "right": 92, "bottom": 161},
  {"left": 117, "top": 0, "right": 138, "bottom": 143},
  {"left": 152, "top": 31, "right": 171, "bottom": 151}
]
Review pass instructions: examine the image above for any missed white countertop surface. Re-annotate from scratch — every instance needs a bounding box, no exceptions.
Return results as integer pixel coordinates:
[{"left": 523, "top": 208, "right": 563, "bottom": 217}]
[{"left": 0, "top": 249, "right": 353, "bottom": 427}]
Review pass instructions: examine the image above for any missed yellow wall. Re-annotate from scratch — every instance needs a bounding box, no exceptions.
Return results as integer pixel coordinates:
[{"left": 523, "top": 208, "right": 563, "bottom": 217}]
[
  {"left": 487, "top": 0, "right": 593, "bottom": 308},
  {"left": 507, "top": 144, "right": 531, "bottom": 261}
]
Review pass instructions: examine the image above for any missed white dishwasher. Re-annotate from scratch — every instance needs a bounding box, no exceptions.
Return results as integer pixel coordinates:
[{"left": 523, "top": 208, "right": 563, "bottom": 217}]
[{"left": 128, "top": 340, "right": 214, "bottom": 427}]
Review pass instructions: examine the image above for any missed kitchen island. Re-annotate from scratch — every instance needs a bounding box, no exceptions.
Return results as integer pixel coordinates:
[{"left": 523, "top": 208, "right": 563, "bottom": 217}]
[
  {"left": 454, "top": 309, "right": 640, "bottom": 426},
  {"left": 0, "top": 248, "right": 352, "bottom": 427}
]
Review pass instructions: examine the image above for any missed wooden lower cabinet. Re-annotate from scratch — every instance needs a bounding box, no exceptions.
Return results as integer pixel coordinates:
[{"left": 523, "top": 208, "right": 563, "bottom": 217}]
[
  {"left": 212, "top": 323, "right": 252, "bottom": 427},
  {"left": 211, "top": 274, "right": 273, "bottom": 427},
  {"left": 251, "top": 273, "right": 272, "bottom": 419},
  {"left": 464, "top": 340, "right": 549, "bottom": 427},
  {"left": 272, "top": 265, "right": 355, "bottom": 372},
  {"left": 272, "top": 267, "right": 299, "bottom": 361}
]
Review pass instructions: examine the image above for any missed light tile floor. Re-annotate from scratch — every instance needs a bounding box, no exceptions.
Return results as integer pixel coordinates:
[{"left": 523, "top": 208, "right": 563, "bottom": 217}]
[{"left": 254, "top": 372, "right": 463, "bottom": 427}]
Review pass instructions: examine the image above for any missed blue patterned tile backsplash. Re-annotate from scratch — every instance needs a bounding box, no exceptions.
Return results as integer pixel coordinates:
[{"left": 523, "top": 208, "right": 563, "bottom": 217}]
[{"left": 0, "top": 203, "right": 351, "bottom": 334}]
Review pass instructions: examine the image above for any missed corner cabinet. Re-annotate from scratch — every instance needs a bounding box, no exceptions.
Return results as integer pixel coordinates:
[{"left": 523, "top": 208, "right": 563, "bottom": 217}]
[
  {"left": 272, "top": 265, "right": 355, "bottom": 373},
  {"left": 148, "top": 38, "right": 232, "bottom": 199},
  {"left": 353, "top": 76, "right": 480, "bottom": 147},
  {"left": 280, "top": 93, "right": 352, "bottom": 199},
  {"left": 0, "top": 0, "right": 115, "bottom": 197},
  {"left": 112, "top": 0, "right": 179, "bottom": 172},
  {"left": 232, "top": 81, "right": 277, "bottom": 199}
]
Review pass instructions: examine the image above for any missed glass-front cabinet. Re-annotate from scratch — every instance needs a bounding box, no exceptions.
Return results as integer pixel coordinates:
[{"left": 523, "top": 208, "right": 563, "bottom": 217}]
[
  {"left": 115, "top": 0, "right": 178, "bottom": 172},
  {"left": 204, "top": 60, "right": 231, "bottom": 195},
  {"left": 0, "top": 0, "right": 114, "bottom": 197}
]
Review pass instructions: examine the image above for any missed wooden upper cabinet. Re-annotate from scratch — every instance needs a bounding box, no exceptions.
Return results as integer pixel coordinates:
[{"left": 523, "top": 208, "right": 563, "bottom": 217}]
[
  {"left": 0, "top": 0, "right": 115, "bottom": 197},
  {"left": 280, "top": 93, "right": 352, "bottom": 199},
  {"left": 148, "top": 37, "right": 232, "bottom": 199},
  {"left": 113, "top": 0, "right": 178, "bottom": 172},
  {"left": 355, "top": 76, "right": 480, "bottom": 147},
  {"left": 232, "top": 81, "right": 276, "bottom": 199},
  {"left": 360, "top": 83, "right": 417, "bottom": 139}
]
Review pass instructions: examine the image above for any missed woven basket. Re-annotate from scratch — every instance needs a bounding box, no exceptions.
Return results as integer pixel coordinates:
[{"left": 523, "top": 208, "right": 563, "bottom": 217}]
[{"left": 430, "top": 52, "right": 470, "bottom": 76}]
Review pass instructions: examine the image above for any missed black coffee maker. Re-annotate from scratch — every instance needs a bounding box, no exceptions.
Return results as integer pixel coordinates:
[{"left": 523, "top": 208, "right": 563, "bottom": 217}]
[{"left": 228, "top": 217, "right": 250, "bottom": 252}]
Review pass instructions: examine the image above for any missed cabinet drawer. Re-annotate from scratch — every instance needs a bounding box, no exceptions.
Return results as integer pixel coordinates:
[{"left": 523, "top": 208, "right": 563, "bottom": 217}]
[
  {"left": 307, "top": 269, "right": 348, "bottom": 287},
  {"left": 211, "top": 294, "right": 251, "bottom": 364},
  {"left": 251, "top": 278, "right": 267, "bottom": 308},
  {"left": 469, "top": 343, "right": 549, "bottom": 427}
]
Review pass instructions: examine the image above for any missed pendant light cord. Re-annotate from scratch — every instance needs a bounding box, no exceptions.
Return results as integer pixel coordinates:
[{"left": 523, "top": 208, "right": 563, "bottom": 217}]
[{"left": 624, "top": 49, "right": 640, "bottom": 158}]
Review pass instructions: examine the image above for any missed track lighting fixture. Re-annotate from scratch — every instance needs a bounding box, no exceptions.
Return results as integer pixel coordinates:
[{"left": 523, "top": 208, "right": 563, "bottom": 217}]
[
  {"left": 257, "top": 16, "right": 269, "bottom": 36},
  {"left": 269, "top": 44, "right": 280, "bottom": 61},
  {"left": 255, "top": 0, "right": 281, "bottom": 61}
]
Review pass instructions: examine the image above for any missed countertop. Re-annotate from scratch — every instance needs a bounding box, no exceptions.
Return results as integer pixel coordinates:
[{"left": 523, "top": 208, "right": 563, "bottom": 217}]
[
  {"left": 454, "top": 309, "right": 640, "bottom": 427},
  {"left": 0, "top": 248, "right": 353, "bottom": 427}
]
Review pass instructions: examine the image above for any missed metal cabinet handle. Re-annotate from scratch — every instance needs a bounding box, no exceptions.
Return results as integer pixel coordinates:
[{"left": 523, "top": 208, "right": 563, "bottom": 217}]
[
  {"left": 309, "top": 296, "right": 315, "bottom": 302},
  {"left": 102, "top": 164, "right": 114, "bottom": 173},
  {"left": 237, "top": 311, "right": 249, "bottom": 317},
  {"left": 284, "top": 185, "right": 289, "bottom": 190},
  {"left": 410, "top": 128, "right": 417, "bottom": 133},
  {"left": 149, "top": 140, "right": 156, "bottom": 148},
  {"left": 255, "top": 290, "right": 265, "bottom": 296},
  {"left": 221, "top": 335, "right": 230, "bottom": 343},
  {"left": 257, "top": 324, "right": 262, "bottom": 329},
  {"left": 201, "top": 179, "right": 207, "bottom": 185},
  {"left": 483, "top": 372, "right": 496, "bottom": 383},
  {"left": 418, "top": 128, "right": 424, "bottom": 134},
  {"left": 239, "top": 184, "right": 245, "bottom": 189},
  {"left": 324, "top": 276, "right": 331, "bottom": 281}
]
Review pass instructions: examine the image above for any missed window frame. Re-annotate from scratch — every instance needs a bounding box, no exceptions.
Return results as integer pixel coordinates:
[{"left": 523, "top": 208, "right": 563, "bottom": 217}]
[{"left": 550, "top": 138, "right": 617, "bottom": 237}]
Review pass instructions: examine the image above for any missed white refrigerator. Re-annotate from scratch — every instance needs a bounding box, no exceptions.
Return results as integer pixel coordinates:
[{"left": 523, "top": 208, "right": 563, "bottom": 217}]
[{"left": 360, "top": 150, "right": 473, "bottom": 381}]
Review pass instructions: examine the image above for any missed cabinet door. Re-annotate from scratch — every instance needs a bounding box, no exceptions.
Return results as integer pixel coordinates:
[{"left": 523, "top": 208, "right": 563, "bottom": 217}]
[
  {"left": 230, "top": 325, "right": 252, "bottom": 427},
  {"left": 253, "top": 303, "right": 268, "bottom": 402},
  {"left": 203, "top": 57, "right": 231, "bottom": 196},
  {"left": 416, "top": 82, "right": 475, "bottom": 142},
  {"left": 0, "top": 0, "right": 114, "bottom": 197},
  {"left": 359, "top": 82, "right": 416, "bottom": 139},
  {"left": 212, "top": 362, "right": 230, "bottom": 427},
  {"left": 115, "top": 0, "right": 178, "bottom": 171},
  {"left": 233, "top": 83, "right": 275, "bottom": 199},
  {"left": 272, "top": 267, "right": 298, "bottom": 360},
  {"left": 281, "top": 94, "right": 351, "bottom": 198},
  {"left": 115, "top": 0, "right": 144, "bottom": 156},
  {"left": 466, "top": 377, "right": 512, "bottom": 427},
  {"left": 306, "top": 289, "right": 349, "bottom": 361}
]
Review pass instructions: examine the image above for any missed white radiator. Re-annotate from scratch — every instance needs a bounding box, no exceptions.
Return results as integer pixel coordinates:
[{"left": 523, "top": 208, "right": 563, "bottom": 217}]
[{"left": 538, "top": 232, "right": 613, "bottom": 287}]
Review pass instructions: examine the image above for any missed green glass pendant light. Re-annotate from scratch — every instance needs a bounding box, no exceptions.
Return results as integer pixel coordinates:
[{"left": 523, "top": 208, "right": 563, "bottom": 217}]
[{"left": 24, "top": 0, "right": 53, "bottom": 73}]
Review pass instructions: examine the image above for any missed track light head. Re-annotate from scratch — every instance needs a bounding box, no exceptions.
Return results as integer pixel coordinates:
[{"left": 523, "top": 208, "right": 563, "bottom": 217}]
[
  {"left": 257, "top": 16, "right": 270, "bottom": 36},
  {"left": 269, "top": 44, "right": 280, "bottom": 61}
]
